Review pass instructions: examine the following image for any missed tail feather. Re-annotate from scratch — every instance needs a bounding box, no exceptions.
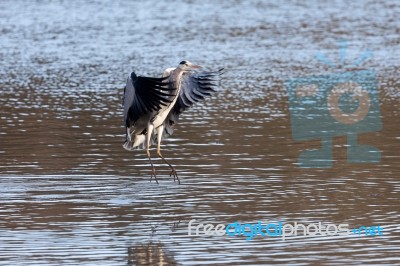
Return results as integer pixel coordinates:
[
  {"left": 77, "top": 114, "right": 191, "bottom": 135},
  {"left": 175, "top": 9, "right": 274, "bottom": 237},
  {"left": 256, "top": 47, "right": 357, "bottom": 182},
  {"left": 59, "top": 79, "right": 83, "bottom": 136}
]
[
  {"left": 123, "top": 133, "right": 159, "bottom": 151},
  {"left": 123, "top": 140, "right": 135, "bottom": 151},
  {"left": 123, "top": 134, "right": 146, "bottom": 151}
]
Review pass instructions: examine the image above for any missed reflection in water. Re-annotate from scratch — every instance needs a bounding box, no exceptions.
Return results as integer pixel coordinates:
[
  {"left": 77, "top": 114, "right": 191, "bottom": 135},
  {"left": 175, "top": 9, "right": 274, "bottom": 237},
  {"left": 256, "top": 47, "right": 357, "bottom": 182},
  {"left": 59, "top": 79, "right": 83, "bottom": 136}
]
[
  {"left": 128, "top": 242, "right": 177, "bottom": 266},
  {"left": 0, "top": 0, "right": 400, "bottom": 265}
]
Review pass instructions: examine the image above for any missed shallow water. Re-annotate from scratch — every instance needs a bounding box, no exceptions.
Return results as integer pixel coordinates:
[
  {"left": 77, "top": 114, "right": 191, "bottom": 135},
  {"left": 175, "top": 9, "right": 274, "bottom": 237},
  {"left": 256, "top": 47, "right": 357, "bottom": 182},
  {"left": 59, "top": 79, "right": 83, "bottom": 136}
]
[{"left": 1, "top": 0, "right": 400, "bottom": 265}]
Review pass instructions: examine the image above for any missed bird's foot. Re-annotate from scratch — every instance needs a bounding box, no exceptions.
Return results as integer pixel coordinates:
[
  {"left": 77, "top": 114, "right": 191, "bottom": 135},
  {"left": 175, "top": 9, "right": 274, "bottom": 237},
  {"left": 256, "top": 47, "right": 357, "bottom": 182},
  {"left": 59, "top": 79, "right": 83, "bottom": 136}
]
[
  {"left": 149, "top": 168, "right": 159, "bottom": 184},
  {"left": 169, "top": 168, "right": 180, "bottom": 184}
]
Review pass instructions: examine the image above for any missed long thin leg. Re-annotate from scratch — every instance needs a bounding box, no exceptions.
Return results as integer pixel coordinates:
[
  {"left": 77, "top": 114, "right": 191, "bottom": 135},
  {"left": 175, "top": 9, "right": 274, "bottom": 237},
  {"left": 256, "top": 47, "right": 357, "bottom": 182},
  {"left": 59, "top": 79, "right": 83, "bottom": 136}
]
[
  {"left": 156, "top": 125, "right": 180, "bottom": 184},
  {"left": 146, "top": 124, "right": 158, "bottom": 184},
  {"left": 157, "top": 125, "right": 181, "bottom": 184}
]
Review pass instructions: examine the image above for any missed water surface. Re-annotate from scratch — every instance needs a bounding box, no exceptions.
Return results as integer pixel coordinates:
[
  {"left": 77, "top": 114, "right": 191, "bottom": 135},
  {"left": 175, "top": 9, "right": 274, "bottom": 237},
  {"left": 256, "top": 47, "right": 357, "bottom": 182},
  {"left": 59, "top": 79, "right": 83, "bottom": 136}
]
[{"left": 0, "top": 0, "right": 399, "bottom": 265}]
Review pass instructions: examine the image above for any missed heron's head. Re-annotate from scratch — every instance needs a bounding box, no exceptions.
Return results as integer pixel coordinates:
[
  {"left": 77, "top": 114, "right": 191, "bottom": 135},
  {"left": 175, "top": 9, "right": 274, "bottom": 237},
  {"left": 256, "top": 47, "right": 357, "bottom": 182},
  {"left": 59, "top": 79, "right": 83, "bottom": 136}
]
[
  {"left": 130, "top": 72, "right": 137, "bottom": 81},
  {"left": 178, "top": 60, "right": 201, "bottom": 71}
]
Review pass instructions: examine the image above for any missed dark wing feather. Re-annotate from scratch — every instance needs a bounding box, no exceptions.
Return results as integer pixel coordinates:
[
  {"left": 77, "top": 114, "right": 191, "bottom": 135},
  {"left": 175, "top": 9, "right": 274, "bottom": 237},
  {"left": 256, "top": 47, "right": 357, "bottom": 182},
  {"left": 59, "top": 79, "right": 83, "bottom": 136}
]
[
  {"left": 163, "top": 68, "right": 224, "bottom": 137},
  {"left": 123, "top": 72, "right": 175, "bottom": 128},
  {"left": 174, "top": 68, "right": 223, "bottom": 114}
]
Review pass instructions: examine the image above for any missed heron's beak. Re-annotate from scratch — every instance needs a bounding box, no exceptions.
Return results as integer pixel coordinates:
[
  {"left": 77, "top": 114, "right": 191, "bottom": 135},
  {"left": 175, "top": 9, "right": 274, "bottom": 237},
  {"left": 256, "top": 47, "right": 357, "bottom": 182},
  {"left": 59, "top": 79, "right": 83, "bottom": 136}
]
[{"left": 190, "top": 65, "right": 202, "bottom": 69}]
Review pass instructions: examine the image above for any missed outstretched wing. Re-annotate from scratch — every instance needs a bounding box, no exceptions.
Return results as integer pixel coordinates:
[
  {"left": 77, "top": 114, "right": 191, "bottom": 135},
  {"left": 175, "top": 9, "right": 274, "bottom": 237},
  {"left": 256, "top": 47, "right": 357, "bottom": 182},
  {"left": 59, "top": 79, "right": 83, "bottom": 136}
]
[
  {"left": 175, "top": 68, "right": 224, "bottom": 114},
  {"left": 123, "top": 72, "right": 175, "bottom": 128},
  {"left": 163, "top": 68, "right": 224, "bottom": 136}
]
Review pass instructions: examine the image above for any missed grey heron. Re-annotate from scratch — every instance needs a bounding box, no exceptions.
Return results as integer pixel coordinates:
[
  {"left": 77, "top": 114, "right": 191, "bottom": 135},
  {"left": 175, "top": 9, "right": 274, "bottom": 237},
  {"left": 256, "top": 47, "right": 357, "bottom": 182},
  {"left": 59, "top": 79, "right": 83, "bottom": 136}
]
[{"left": 123, "top": 60, "right": 223, "bottom": 184}]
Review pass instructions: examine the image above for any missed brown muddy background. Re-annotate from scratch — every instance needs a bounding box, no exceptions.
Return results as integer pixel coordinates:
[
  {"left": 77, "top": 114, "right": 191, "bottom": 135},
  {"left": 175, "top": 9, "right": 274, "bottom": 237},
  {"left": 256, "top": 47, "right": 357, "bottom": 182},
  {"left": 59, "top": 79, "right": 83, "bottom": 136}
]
[{"left": 0, "top": 0, "right": 399, "bottom": 265}]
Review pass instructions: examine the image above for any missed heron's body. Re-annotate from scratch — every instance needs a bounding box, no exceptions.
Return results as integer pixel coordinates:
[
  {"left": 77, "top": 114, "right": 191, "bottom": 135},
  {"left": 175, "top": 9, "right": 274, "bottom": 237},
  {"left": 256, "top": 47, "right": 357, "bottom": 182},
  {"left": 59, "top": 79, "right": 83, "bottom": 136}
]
[
  {"left": 122, "top": 61, "right": 223, "bottom": 184},
  {"left": 150, "top": 67, "right": 184, "bottom": 129},
  {"left": 123, "top": 66, "right": 185, "bottom": 150}
]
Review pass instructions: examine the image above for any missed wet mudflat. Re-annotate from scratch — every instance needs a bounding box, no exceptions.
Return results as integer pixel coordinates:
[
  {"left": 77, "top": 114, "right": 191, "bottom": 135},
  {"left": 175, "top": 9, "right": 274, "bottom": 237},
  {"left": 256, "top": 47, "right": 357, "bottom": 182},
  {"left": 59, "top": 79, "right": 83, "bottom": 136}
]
[{"left": 0, "top": 0, "right": 399, "bottom": 265}]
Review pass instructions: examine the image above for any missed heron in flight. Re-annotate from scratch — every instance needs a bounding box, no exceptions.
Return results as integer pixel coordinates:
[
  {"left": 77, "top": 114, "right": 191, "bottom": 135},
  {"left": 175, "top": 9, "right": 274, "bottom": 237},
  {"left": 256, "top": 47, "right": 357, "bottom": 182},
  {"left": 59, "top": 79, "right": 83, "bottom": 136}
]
[{"left": 123, "top": 60, "right": 223, "bottom": 184}]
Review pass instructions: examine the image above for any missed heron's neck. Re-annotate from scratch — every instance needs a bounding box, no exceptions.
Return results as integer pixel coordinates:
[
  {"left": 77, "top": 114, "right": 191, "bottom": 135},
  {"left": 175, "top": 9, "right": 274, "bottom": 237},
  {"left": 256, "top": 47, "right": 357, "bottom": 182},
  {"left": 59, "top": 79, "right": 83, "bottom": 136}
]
[
  {"left": 170, "top": 68, "right": 184, "bottom": 81},
  {"left": 170, "top": 68, "right": 184, "bottom": 91}
]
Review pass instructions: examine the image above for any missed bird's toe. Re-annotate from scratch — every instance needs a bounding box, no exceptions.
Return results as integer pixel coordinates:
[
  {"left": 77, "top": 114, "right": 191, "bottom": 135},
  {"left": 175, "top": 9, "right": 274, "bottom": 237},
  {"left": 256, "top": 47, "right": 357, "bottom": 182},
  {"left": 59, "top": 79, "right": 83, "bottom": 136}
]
[
  {"left": 169, "top": 169, "right": 180, "bottom": 184},
  {"left": 149, "top": 169, "right": 159, "bottom": 184}
]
